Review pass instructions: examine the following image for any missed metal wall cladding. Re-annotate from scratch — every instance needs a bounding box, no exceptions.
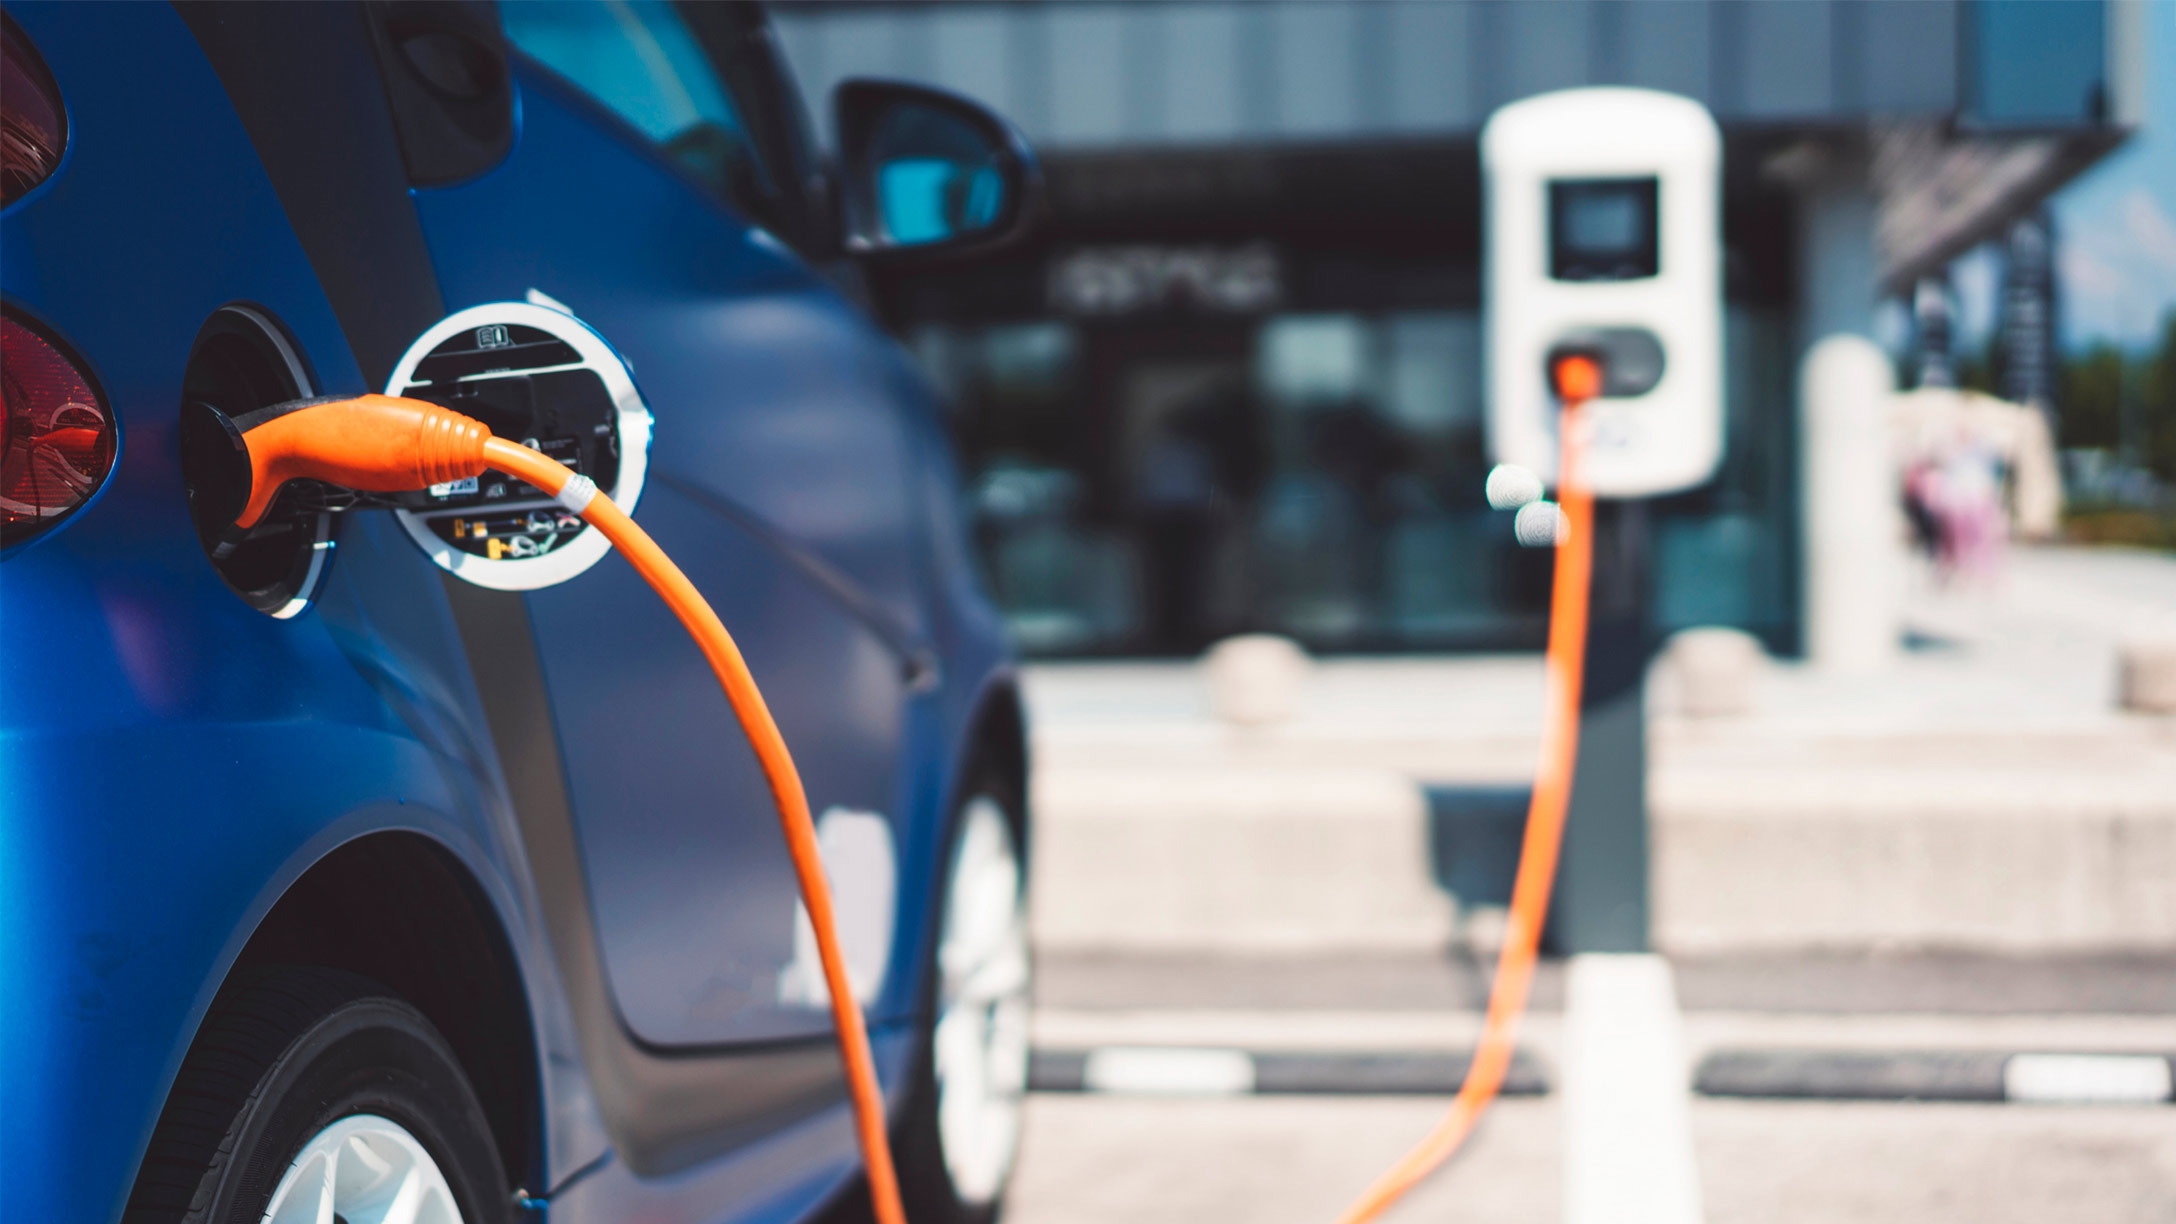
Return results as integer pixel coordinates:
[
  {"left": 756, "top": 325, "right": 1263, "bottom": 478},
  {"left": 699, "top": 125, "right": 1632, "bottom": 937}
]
[{"left": 769, "top": 0, "right": 2009, "bottom": 152}]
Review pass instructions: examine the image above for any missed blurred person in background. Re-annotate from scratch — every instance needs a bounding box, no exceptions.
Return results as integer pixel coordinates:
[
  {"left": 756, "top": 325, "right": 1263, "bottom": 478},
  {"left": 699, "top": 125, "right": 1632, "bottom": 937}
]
[
  {"left": 1933, "top": 429, "right": 2011, "bottom": 582},
  {"left": 1895, "top": 386, "right": 2065, "bottom": 583}
]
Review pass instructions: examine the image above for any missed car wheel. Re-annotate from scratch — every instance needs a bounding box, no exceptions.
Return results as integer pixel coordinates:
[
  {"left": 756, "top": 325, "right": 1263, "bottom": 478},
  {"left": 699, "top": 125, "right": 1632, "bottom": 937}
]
[
  {"left": 124, "top": 966, "right": 511, "bottom": 1224},
  {"left": 896, "top": 787, "right": 1033, "bottom": 1224}
]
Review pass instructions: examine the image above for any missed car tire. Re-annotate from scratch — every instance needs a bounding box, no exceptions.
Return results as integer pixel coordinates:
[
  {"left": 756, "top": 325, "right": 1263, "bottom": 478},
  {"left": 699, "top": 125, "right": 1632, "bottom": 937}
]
[
  {"left": 123, "top": 966, "right": 511, "bottom": 1224},
  {"left": 895, "top": 779, "right": 1033, "bottom": 1224},
  {"left": 816, "top": 777, "right": 1032, "bottom": 1224}
]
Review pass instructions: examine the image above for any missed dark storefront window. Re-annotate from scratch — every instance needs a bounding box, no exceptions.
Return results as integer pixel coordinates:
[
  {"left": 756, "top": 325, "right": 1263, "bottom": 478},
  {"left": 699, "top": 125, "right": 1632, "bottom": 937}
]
[
  {"left": 1653, "top": 305, "right": 1797, "bottom": 649},
  {"left": 919, "top": 304, "right": 1797, "bottom": 658},
  {"left": 1248, "top": 312, "right": 1540, "bottom": 648}
]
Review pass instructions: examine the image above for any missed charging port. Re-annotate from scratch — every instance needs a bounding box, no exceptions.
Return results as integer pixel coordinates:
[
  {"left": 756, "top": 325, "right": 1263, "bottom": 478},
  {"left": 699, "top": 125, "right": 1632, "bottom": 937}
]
[
  {"left": 178, "top": 307, "right": 334, "bottom": 617},
  {"left": 387, "top": 302, "right": 651, "bottom": 590},
  {"left": 395, "top": 344, "right": 621, "bottom": 561}
]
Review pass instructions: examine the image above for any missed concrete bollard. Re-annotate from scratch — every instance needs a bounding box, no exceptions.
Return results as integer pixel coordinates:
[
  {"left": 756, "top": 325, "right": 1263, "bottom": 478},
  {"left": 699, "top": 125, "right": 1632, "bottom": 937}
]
[
  {"left": 1800, "top": 334, "right": 1899, "bottom": 674},
  {"left": 1658, "top": 626, "right": 1767, "bottom": 718},
  {"left": 1202, "top": 634, "right": 1312, "bottom": 727},
  {"left": 2119, "top": 640, "right": 2176, "bottom": 714}
]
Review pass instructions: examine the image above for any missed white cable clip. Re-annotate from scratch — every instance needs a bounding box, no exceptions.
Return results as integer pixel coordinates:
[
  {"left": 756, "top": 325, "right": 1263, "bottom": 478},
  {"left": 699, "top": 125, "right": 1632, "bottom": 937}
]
[{"left": 554, "top": 472, "right": 599, "bottom": 515}]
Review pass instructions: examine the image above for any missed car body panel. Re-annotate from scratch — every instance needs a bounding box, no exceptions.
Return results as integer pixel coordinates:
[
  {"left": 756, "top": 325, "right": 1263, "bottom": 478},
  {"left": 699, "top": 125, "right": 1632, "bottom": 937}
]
[
  {"left": 0, "top": 13, "right": 604, "bottom": 1216},
  {"left": 0, "top": 2, "right": 1021, "bottom": 1221},
  {"left": 409, "top": 60, "right": 929, "bottom": 1048}
]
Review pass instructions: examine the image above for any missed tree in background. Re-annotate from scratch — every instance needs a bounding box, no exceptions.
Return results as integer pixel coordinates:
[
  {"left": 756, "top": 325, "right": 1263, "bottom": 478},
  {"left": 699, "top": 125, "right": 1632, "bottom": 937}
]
[
  {"left": 2143, "top": 316, "right": 2176, "bottom": 482},
  {"left": 1953, "top": 346, "right": 1997, "bottom": 398},
  {"left": 2060, "top": 344, "right": 2126, "bottom": 450},
  {"left": 2057, "top": 313, "right": 2176, "bottom": 482}
]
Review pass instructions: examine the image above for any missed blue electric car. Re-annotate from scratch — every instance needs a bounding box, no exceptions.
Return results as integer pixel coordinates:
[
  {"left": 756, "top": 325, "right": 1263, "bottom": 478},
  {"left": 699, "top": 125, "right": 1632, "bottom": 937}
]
[{"left": 2, "top": 3, "right": 1037, "bottom": 1222}]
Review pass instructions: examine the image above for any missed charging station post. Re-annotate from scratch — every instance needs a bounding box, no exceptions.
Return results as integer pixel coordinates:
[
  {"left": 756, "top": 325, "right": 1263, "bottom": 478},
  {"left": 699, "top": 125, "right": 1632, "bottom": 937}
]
[
  {"left": 1483, "top": 88, "right": 1723, "bottom": 954},
  {"left": 1554, "top": 500, "right": 1652, "bottom": 952},
  {"left": 1325, "top": 87, "right": 1730, "bottom": 1224}
]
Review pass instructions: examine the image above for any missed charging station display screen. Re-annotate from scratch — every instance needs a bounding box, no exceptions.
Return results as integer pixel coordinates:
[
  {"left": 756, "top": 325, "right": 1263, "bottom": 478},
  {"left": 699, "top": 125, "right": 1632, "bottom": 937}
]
[{"left": 1548, "top": 177, "right": 1659, "bottom": 282}]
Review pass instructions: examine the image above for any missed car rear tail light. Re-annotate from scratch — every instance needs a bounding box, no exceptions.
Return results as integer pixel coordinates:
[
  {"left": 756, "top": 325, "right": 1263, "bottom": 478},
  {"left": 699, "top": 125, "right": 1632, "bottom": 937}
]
[
  {"left": 3, "top": 314, "right": 114, "bottom": 547},
  {"left": 1, "top": 15, "right": 65, "bottom": 205}
]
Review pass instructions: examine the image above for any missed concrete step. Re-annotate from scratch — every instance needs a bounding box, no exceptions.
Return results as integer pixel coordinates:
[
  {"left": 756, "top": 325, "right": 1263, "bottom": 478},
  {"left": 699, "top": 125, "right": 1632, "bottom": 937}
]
[
  {"left": 1028, "top": 727, "right": 2176, "bottom": 955},
  {"left": 1653, "top": 725, "right": 2176, "bottom": 953},
  {"left": 1029, "top": 767, "right": 1454, "bottom": 953}
]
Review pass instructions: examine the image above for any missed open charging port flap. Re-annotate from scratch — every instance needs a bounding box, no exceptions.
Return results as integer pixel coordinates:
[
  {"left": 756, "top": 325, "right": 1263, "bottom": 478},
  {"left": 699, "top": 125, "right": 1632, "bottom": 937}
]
[{"left": 178, "top": 306, "right": 336, "bottom": 618}]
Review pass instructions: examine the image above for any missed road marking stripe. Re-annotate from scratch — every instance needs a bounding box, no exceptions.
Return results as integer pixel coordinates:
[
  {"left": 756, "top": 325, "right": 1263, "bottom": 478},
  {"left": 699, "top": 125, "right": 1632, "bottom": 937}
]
[
  {"left": 1030, "top": 1047, "right": 1552, "bottom": 1096},
  {"left": 2004, "top": 1054, "right": 2174, "bottom": 1104},
  {"left": 1081, "top": 1046, "right": 1256, "bottom": 1096},
  {"left": 1695, "top": 1049, "right": 2176, "bottom": 1103},
  {"left": 1565, "top": 953, "right": 1706, "bottom": 1224}
]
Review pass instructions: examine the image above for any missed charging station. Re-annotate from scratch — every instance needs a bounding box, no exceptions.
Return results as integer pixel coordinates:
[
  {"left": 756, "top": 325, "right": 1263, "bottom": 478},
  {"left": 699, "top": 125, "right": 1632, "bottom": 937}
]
[{"left": 1483, "top": 88, "right": 1723, "bottom": 954}]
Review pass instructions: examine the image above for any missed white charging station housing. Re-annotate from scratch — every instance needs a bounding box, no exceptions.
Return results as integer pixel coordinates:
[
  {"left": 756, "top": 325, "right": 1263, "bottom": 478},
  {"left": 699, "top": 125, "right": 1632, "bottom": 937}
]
[{"left": 1484, "top": 88, "right": 1722, "bottom": 497}]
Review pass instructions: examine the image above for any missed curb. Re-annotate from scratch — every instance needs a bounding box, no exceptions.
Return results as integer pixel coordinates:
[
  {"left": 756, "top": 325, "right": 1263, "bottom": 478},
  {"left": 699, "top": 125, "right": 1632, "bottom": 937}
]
[
  {"left": 1028, "top": 1046, "right": 1550, "bottom": 1097},
  {"left": 1696, "top": 1049, "right": 2176, "bottom": 1104}
]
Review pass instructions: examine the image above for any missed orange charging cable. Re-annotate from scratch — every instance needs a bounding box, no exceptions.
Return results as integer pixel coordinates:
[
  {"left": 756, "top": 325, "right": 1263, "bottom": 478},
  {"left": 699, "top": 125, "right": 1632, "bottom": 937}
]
[
  {"left": 485, "top": 438, "right": 910, "bottom": 1224},
  {"left": 1334, "top": 355, "right": 1599, "bottom": 1224},
  {"left": 227, "top": 396, "right": 910, "bottom": 1224}
]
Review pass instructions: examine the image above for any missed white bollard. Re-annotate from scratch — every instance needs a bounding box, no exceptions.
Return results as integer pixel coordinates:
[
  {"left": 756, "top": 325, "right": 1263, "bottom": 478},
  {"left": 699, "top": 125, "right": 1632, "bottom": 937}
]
[
  {"left": 1201, "top": 634, "right": 1312, "bottom": 727},
  {"left": 2118, "top": 640, "right": 2176, "bottom": 714},
  {"left": 1658, "top": 626, "right": 1767, "bottom": 718},
  {"left": 1800, "top": 334, "right": 1898, "bottom": 674}
]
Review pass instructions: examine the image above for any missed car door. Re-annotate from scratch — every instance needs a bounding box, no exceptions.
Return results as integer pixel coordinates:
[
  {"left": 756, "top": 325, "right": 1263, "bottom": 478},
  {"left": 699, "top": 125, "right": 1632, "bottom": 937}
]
[{"left": 406, "top": 0, "right": 927, "bottom": 1049}]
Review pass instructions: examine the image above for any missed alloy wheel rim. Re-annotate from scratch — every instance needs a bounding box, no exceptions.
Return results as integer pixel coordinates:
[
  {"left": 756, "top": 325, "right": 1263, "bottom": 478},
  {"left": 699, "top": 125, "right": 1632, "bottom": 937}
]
[
  {"left": 260, "top": 1113, "right": 463, "bottom": 1224},
  {"left": 933, "top": 796, "right": 1031, "bottom": 1207}
]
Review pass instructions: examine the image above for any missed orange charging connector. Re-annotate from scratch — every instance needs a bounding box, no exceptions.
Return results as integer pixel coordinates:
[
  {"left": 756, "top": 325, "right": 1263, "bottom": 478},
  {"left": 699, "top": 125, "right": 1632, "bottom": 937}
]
[
  {"left": 1335, "top": 353, "right": 1599, "bottom": 1224},
  {"left": 227, "top": 395, "right": 911, "bottom": 1224}
]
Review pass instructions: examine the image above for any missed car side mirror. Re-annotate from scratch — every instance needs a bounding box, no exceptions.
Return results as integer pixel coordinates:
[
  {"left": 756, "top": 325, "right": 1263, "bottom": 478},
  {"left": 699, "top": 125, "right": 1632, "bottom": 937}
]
[{"left": 832, "top": 78, "right": 1042, "bottom": 262}]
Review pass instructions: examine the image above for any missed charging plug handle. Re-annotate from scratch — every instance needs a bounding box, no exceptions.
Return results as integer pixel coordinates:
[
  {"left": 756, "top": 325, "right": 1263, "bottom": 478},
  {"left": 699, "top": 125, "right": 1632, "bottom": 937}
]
[{"left": 211, "top": 393, "right": 493, "bottom": 530}]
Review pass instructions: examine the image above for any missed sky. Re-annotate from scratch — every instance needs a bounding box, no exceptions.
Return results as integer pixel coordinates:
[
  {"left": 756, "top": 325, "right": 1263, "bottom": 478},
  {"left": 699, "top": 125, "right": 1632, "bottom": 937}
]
[{"left": 2046, "top": 0, "right": 2176, "bottom": 352}]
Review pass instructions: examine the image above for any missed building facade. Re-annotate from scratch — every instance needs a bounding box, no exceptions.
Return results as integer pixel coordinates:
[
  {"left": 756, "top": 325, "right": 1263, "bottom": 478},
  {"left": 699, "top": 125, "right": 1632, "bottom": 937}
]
[{"left": 773, "top": 0, "right": 2140, "bottom": 657}]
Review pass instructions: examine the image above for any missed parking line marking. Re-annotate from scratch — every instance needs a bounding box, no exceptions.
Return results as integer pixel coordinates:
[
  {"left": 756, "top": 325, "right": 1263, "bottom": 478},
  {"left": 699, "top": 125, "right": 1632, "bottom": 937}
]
[
  {"left": 2004, "top": 1054, "right": 2174, "bottom": 1105},
  {"left": 1565, "top": 953, "right": 1705, "bottom": 1224},
  {"left": 1080, "top": 1046, "right": 1256, "bottom": 1096},
  {"left": 1029, "top": 1047, "right": 1553, "bottom": 1096}
]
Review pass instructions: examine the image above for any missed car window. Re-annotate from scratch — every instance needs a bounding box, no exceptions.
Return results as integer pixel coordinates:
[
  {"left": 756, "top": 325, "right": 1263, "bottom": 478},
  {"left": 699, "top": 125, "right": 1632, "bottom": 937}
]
[{"left": 502, "top": 0, "right": 777, "bottom": 221}]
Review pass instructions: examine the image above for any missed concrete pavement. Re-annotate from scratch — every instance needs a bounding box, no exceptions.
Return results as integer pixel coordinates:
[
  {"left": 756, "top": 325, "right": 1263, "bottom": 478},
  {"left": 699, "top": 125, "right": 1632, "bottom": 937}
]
[
  {"left": 1007, "top": 1095, "right": 2176, "bottom": 1224},
  {"left": 1691, "top": 1100, "right": 2176, "bottom": 1224},
  {"left": 1001, "top": 949, "right": 2176, "bottom": 1224},
  {"left": 1008, "top": 1094, "right": 1561, "bottom": 1224}
]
